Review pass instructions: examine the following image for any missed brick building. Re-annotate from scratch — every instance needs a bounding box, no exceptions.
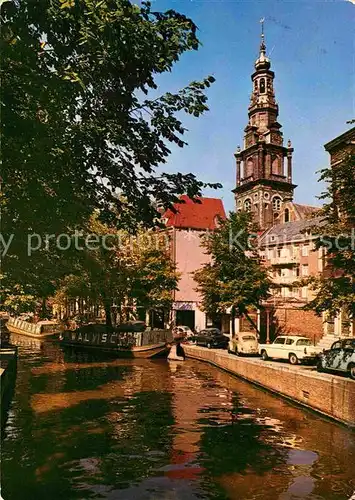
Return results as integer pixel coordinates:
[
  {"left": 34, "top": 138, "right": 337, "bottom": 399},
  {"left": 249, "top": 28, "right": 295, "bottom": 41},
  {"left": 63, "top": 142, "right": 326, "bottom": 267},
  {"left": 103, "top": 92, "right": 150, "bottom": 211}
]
[
  {"left": 324, "top": 126, "right": 355, "bottom": 168},
  {"left": 320, "top": 126, "right": 355, "bottom": 341}
]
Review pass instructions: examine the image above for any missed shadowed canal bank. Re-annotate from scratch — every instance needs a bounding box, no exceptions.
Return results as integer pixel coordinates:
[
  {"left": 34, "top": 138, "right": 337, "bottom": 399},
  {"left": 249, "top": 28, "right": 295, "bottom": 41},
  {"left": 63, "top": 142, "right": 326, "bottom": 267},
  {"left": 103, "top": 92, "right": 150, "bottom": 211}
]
[
  {"left": 1, "top": 340, "right": 354, "bottom": 500},
  {"left": 183, "top": 344, "right": 355, "bottom": 428}
]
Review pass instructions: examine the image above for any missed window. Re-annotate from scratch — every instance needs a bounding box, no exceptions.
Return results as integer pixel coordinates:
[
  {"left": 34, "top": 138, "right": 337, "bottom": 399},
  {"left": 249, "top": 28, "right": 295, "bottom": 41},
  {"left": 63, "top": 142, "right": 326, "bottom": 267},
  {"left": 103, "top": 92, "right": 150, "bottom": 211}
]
[
  {"left": 272, "top": 196, "right": 282, "bottom": 211},
  {"left": 296, "top": 339, "right": 312, "bottom": 346},
  {"left": 301, "top": 286, "right": 308, "bottom": 298},
  {"left": 244, "top": 199, "right": 252, "bottom": 212},
  {"left": 284, "top": 208, "right": 290, "bottom": 223},
  {"left": 286, "top": 338, "right": 295, "bottom": 345},
  {"left": 331, "top": 341, "right": 342, "bottom": 350},
  {"left": 301, "top": 264, "right": 309, "bottom": 276},
  {"left": 301, "top": 245, "right": 309, "bottom": 257},
  {"left": 295, "top": 266, "right": 300, "bottom": 277},
  {"left": 260, "top": 78, "right": 265, "bottom": 93},
  {"left": 274, "top": 337, "right": 286, "bottom": 345}
]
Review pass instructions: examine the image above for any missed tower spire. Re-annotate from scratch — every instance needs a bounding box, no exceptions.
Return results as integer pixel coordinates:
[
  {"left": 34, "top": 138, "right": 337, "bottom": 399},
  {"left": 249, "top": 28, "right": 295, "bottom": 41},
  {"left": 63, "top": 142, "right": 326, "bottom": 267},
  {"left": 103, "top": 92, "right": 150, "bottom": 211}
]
[
  {"left": 255, "top": 18, "right": 270, "bottom": 70},
  {"left": 260, "top": 17, "right": 266, "bottom": 54},
  {"left": 233, "top": 23, "right": 296, "bottom": 230}
]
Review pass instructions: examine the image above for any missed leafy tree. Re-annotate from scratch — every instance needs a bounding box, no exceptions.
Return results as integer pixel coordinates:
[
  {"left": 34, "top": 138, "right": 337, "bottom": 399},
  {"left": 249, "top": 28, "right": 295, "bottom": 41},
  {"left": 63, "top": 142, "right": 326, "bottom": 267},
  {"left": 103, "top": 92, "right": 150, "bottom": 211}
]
[
  {"left": 53, "top": 219, "right": 178, "bottom": 326},
  {"left": 303, "top": 153, "right": 355, "bottom": 319},
  {"left": 130, "top": 231, "right": 178, "bottom": 321},
  {"left": 1, "top": 0, "right": 220, "bottom": 290},
  {"left": 1, "top": 284, "right": 38, "bottom": 316},
  {"left": 194, "top": 212, "right": 271, "bottom": 336}
]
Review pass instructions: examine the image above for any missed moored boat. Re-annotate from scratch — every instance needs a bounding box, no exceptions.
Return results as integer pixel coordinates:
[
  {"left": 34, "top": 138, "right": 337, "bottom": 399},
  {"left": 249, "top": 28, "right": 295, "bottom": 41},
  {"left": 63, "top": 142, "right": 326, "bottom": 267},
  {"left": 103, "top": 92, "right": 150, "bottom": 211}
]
[
  {"left": 6, "top": 317, "right": 62, "bottom": 339},
  {"left": 59, "top": 322, "right": 173, "bottom": 358}
]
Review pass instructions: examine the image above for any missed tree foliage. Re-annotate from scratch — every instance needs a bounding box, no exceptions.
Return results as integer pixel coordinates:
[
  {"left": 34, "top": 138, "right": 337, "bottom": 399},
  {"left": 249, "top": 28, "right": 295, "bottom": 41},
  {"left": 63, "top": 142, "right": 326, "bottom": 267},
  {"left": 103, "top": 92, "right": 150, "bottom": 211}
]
[
  {"left": 194, "top": 212, "right": 271, "bottom": 335},
  {"left": 53, "top": 217, "right": 178, "bottom": 326},
  {"left": 1, "top": 0, "right": 220, "bottom": 288},
  {"left": 303, "top": 153, "right": 355, "bottom": 317}
]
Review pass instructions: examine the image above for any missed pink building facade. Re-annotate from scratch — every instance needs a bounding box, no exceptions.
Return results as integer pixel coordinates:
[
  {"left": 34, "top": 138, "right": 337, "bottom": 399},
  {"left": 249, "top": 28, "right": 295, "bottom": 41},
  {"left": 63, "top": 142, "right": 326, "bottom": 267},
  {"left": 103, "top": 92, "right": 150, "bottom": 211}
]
[{"left": 163, "top": 196, "right": 226, "bottom": 332}]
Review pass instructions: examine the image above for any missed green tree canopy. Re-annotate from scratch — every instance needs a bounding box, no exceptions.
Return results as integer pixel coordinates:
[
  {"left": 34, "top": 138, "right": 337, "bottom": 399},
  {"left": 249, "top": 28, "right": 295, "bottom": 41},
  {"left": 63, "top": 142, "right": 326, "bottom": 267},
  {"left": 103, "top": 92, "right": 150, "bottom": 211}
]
[
  {"left": 194, "top": 212, "right": 271, "bottom": 335},
  {"left": 1, "top": 0, "right": 220, "bottom": 289},
  {"left": 53, "top": 218, "right": 179, "bottom": 326}
]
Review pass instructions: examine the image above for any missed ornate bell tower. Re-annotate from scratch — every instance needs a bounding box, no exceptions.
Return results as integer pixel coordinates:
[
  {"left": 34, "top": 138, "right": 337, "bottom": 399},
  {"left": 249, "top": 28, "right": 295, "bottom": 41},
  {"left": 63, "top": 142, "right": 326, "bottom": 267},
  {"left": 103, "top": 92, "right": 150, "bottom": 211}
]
[{"left": 233, "top": 21, "right": 296, "bottom": 230}]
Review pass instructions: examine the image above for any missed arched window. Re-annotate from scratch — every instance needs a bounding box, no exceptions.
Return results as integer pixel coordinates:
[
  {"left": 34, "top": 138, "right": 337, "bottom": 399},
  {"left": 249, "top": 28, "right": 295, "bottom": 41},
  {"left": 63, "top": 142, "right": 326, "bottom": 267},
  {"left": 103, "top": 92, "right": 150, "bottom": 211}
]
[
  {"left": 272, "top": 196, "right": 282, "bottom": 212},
  {"left": 260, "top": 78, "right": 265, "bottom": 94},
  {"left": 284, "top": 208, "right": 290, "bottom": 223},
  {"left": 244, "top": 199, "right": 252, "bottom": 212}
]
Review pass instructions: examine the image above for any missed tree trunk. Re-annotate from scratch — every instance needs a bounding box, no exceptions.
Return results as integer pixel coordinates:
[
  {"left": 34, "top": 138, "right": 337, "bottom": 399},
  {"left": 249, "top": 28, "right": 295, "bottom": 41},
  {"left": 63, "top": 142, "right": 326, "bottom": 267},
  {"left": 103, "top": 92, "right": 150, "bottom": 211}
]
[
  {"left": 244, "top": 310, "right": 259, "bottom": 334},
  {"left": 102, "top": 298, "right": 112, "bottom": 328},
  {"left": 40, "top": 297, "right": 47, "bottom": 319},
  {"left": 231, "top": 306, "right": 236, "bottom": 338}
]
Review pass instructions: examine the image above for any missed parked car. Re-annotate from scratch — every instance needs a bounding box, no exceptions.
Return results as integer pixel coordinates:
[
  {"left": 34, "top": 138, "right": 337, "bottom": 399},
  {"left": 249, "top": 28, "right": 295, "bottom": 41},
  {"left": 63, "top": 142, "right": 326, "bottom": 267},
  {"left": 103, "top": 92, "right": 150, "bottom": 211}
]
[
  {"left": 317, "top": 338, "right": 355, "bottom": 380},
  {"left": 228, "top": 332, "right": 259, "bottom": 356},
  {"left": 194, "top": 328, "right": 229, "bottom": 349},
  {"left": 259, "top": 335, "right": 322, "bottom": 365},
  {"left": 173, "top": 325, "right": 194, "bottom": 340}
]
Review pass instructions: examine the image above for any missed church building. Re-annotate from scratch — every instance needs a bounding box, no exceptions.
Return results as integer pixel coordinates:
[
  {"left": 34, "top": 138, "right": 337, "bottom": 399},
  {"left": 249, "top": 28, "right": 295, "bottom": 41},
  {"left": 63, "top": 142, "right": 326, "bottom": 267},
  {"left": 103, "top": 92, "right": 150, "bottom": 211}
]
[
  {"left": 234, "top": 25, "right": 325, "bottom": 342},
  {"left": 233, "top": 23, "right": 316, "bottom": 230}
]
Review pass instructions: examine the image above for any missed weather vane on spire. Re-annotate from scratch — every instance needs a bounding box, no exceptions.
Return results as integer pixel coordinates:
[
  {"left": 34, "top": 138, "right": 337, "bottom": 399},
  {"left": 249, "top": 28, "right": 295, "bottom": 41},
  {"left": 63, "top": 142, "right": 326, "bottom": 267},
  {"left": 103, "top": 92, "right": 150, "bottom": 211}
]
[
  {"left": 259, "top": 17, "right": 266, "bottom": 53},
  {"left": 260, "top": 17, "right": 265, "bottom": 37}
]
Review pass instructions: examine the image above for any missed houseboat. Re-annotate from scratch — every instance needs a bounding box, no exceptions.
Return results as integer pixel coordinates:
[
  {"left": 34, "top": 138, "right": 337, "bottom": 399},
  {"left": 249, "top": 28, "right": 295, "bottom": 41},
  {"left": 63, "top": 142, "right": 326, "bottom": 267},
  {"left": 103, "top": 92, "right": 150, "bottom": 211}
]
[
  {"left": 6, "top": 317, "right": 62, "bottom": 339},
  {"left": 59, "top": 322, "right": 173, "bottom": 358}
]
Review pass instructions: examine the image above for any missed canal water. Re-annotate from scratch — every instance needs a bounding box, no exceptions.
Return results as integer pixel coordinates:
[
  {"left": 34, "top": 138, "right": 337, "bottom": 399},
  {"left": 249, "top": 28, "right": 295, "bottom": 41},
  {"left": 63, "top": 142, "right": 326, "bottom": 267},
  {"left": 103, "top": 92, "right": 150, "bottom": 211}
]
[{"left": 1, "top": 339, "right": 355, "bottom": 500}]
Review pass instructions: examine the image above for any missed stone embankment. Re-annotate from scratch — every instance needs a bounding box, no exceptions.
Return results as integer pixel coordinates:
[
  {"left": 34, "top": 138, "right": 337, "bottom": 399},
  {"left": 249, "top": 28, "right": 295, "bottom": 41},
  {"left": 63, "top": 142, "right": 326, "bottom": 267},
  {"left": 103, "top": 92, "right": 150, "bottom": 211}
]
[{"left": 183, "top": 345, "right": 355, "bottom": 427}]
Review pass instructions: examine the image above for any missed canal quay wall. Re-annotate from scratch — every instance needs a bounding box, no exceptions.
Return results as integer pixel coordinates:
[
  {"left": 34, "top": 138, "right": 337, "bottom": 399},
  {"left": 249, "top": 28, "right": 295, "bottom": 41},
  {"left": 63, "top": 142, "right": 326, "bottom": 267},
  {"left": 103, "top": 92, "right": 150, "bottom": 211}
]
[{"left": 183, "top": 345, "right": 355, "bottom": 428}]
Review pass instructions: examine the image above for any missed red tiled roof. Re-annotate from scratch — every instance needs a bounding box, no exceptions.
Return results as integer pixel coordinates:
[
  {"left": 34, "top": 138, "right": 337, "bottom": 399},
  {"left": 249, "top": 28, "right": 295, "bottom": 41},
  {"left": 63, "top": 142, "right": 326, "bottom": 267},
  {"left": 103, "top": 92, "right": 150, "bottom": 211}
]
[{"left": 163, "top": 195, "right": 226, "bottom": 230}]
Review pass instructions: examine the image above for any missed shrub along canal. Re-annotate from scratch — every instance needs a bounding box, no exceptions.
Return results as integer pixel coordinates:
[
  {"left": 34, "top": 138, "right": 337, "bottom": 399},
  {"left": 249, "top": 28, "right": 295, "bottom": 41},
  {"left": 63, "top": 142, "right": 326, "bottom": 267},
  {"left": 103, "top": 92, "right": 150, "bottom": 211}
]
[{"left": 1, "top": 340, "right": 355, "bottom": 500}]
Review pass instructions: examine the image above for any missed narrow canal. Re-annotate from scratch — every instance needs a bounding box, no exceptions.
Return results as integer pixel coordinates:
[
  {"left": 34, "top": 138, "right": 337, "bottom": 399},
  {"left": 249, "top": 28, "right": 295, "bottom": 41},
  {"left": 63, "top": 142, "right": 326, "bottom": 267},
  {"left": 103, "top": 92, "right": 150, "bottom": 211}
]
[{"left": 2, "top": 340, "right": 355, "bottom": 500}]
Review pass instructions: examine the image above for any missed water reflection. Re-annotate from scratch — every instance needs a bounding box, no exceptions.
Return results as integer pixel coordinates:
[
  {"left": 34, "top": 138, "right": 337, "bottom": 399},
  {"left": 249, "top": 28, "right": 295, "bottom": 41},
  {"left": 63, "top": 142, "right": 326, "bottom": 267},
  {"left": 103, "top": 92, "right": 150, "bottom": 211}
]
[{"left": 1, "top": 342, "right": 354, "bottom": 500}]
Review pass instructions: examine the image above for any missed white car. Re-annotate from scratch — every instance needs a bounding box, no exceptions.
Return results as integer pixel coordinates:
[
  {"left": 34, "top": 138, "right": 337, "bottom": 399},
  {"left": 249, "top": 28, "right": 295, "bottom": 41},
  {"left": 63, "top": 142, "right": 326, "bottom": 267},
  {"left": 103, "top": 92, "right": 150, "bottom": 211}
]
[
  {"left": 228, "top": 332, "right": 259, "bottom": 356},
  {"left": 259, "top": 335, "right": 322, "bottom": 365},
  {"left": 317, "top": 338, "right": 355, "bottom": 380}
]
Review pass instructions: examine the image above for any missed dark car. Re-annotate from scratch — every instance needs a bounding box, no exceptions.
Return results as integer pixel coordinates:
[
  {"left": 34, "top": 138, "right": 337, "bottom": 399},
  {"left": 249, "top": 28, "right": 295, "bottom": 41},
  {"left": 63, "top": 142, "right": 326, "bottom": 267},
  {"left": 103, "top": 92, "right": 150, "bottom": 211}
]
[
  {"left": 317, "top": 338, "right": 355, "bottom": 380},
  {"left": 194, "top": 328, "right": 229, "bottom": 349}
]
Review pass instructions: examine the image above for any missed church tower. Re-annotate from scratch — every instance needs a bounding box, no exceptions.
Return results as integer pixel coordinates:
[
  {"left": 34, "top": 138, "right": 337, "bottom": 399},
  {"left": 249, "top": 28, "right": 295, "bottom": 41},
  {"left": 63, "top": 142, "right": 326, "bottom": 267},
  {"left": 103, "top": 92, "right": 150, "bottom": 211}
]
[{"left": 233, "top": 22, "right": 296, "bottom": 230}]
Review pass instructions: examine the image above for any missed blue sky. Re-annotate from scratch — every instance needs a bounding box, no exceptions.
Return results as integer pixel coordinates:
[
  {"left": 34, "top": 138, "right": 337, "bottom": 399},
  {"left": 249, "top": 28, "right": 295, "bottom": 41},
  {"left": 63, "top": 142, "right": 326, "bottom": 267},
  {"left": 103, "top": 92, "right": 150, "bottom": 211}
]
[{"left": 149, "top": 0, "right": 354, "bottom": 212}]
